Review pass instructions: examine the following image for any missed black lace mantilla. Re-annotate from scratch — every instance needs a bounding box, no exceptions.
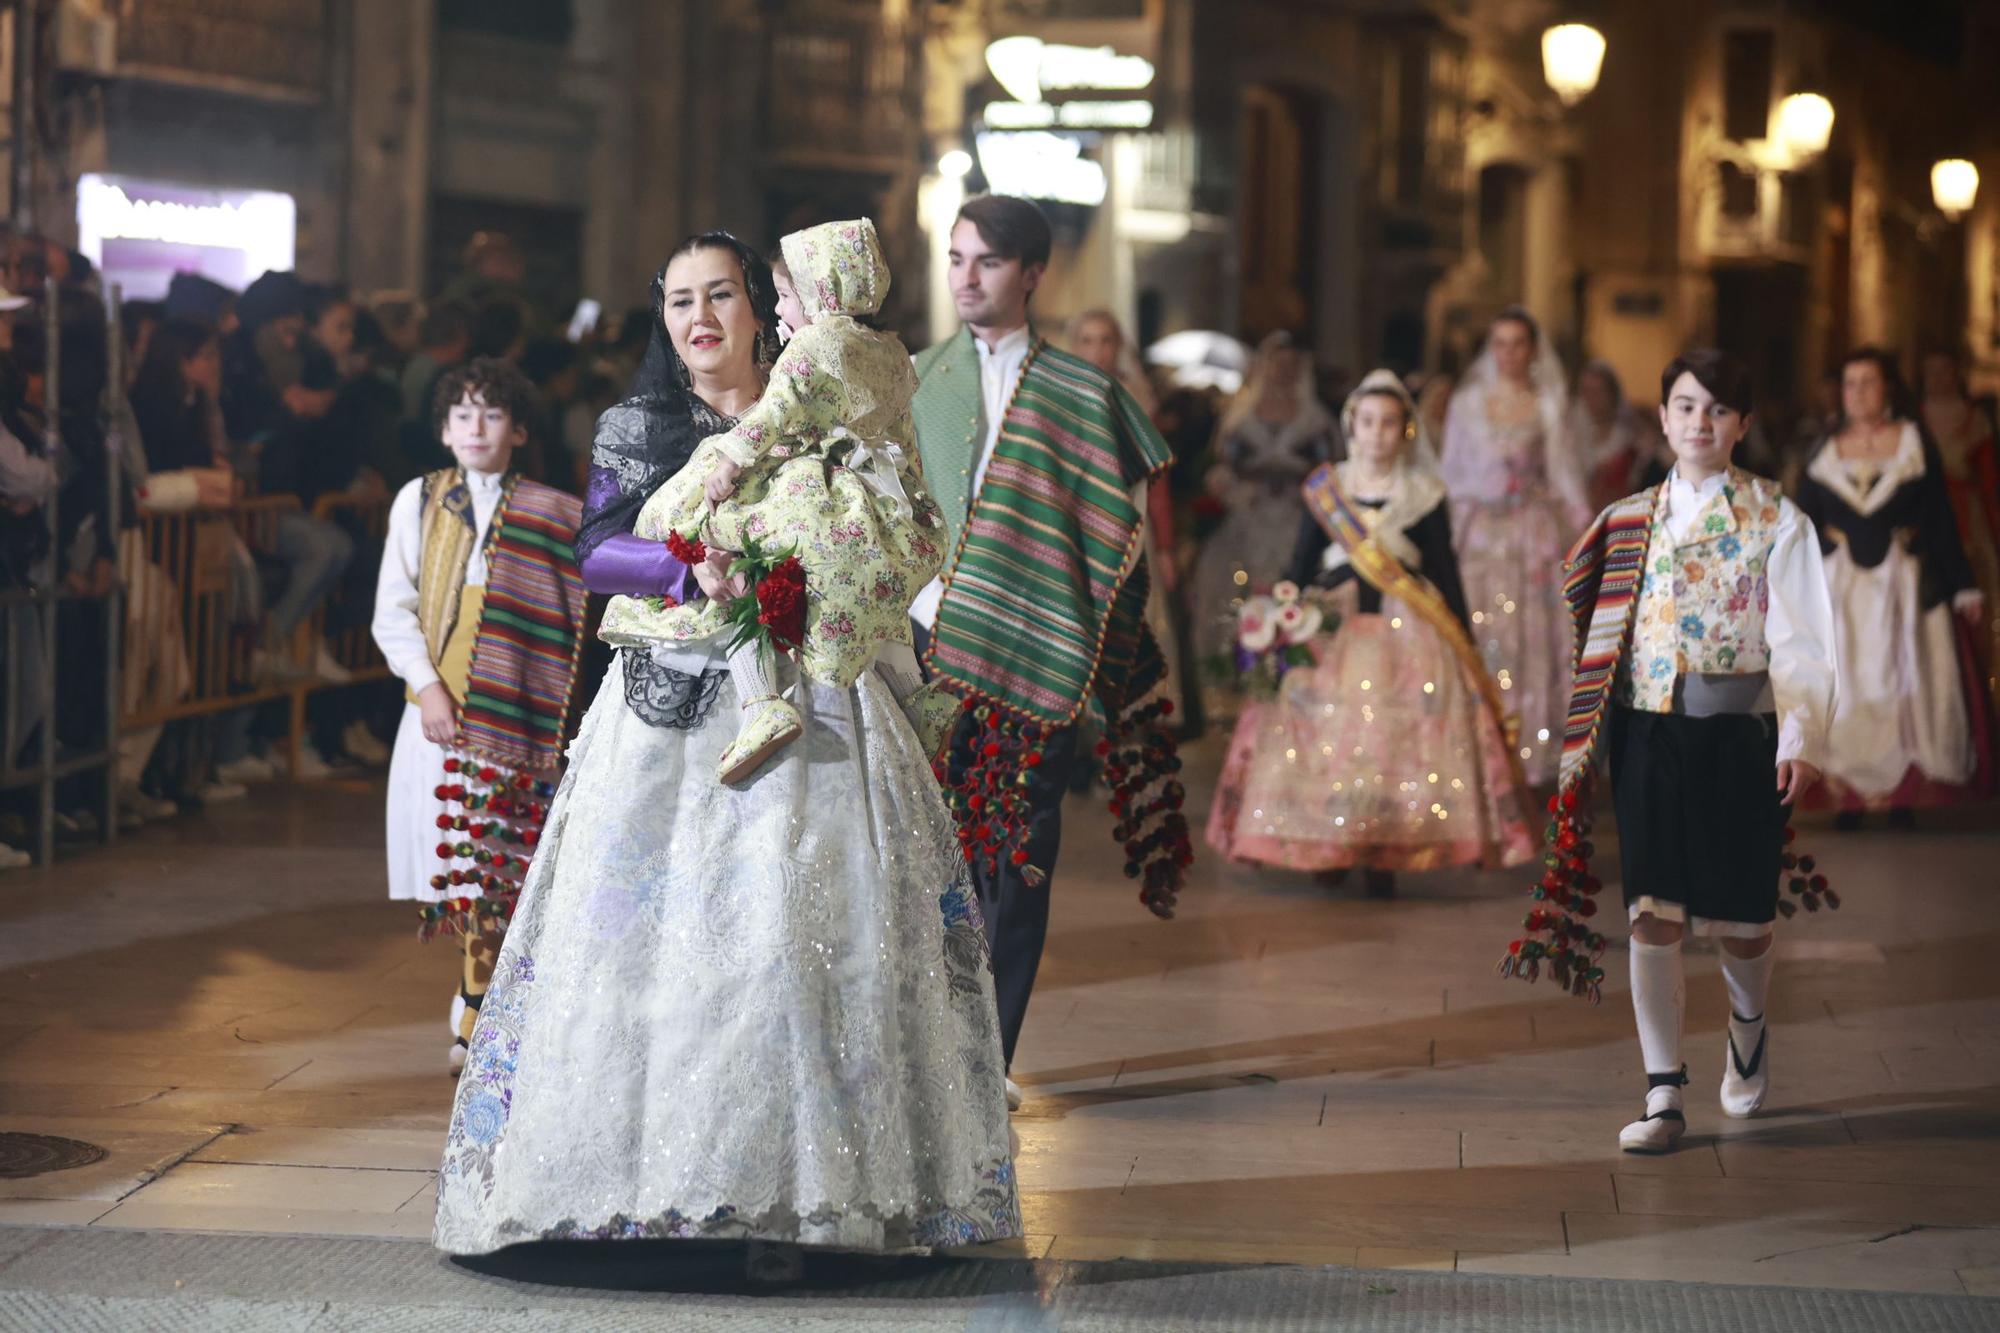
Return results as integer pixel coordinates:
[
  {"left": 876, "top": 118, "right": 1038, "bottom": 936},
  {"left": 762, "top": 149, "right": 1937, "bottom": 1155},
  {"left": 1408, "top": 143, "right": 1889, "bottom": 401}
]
[{"left": 623, "top": 650, "right": 725, "bottom": 731}]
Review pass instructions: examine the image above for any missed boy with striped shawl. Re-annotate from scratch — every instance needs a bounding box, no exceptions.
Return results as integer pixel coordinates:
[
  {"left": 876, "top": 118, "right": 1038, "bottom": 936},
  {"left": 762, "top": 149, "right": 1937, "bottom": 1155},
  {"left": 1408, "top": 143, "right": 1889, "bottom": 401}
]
[
  {"left": 1500, "top": 350, "right": 1838, "bottom": 1154},
  {"left": 912, "top": 195, "right": 1188, "bottom": 1110},
  {"left": 372, "top": 358, "right": 588, "bottom": 1072}
]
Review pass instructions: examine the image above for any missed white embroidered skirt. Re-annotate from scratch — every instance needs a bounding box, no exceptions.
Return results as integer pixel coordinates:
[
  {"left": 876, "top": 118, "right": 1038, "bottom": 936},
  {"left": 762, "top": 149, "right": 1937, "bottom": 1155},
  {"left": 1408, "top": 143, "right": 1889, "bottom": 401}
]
[{"left": 433, "top": 652, "right": 1021, "bottom": 1255}]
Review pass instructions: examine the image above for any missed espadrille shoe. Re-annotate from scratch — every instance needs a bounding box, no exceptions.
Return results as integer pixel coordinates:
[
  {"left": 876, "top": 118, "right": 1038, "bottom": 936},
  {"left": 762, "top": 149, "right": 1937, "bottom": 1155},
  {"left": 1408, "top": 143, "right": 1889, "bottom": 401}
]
[{"left": 718, "top": 695, "right": 803, "bottom": 785}]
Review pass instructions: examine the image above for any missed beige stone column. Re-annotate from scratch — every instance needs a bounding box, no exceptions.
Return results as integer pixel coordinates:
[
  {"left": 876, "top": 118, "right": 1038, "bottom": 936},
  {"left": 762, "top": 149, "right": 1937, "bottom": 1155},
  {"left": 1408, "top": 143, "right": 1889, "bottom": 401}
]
[{"left": 344, "top": 0, "right": 434, "bottom": 295}]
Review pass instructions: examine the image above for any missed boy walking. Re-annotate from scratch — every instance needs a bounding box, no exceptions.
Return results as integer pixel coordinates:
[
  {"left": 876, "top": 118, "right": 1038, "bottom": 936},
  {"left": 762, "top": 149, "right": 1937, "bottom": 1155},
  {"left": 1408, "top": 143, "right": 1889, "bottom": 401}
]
[
  {"left": 1503, "top": 350, "right": 1838, "bottom": 1152},
  {"left": 373, "top": 358, "right": 587, "bottom": 1071}
]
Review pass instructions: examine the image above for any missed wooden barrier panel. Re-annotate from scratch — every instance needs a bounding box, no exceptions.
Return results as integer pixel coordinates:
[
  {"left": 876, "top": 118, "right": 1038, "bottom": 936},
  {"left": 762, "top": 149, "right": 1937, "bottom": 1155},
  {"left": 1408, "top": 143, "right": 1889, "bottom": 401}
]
[
  {"left": 118, "top": 492, "right": 394, "bottom": 736},
  {"left": 311, "top": 492, "right": 393, "bottom": 682}
]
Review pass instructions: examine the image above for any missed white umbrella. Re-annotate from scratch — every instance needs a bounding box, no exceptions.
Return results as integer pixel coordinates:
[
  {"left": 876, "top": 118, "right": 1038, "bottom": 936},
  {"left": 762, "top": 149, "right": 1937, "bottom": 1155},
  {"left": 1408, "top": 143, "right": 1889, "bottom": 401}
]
[{"left": 1145, "top": 330, "right": 1250, "bottom": 392}]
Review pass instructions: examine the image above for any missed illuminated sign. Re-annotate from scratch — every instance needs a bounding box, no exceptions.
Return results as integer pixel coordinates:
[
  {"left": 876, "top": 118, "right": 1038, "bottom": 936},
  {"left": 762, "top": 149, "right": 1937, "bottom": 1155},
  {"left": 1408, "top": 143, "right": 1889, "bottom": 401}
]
[
  {"left": 975, "top": 131, "right": 1107, "bottom": 207},
  {"left": 79, "top": 177, "right": 295, "bottom": 262},
  {"left": 985, "top": 36, "right": 1155, "bottom": 102},
  {"left": 983, "top": 99, "right": 1154, "bottom": 130},
  {"left": 982, "top": 35, "right": 1156, "bottom": 146},
  {"left": 77, "top": 173, "right": 297, "bottom": 300}
]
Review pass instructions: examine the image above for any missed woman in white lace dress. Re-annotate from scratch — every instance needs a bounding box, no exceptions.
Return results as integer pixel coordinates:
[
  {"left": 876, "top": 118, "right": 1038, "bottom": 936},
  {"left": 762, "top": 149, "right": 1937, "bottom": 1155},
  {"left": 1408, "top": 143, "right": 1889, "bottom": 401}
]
[
  {"left": 1440, "top": 308, "right": 1591, "bottom": 786},
  {"left": 432, "top": 233, "right": 1021, "bottom": 1264}
]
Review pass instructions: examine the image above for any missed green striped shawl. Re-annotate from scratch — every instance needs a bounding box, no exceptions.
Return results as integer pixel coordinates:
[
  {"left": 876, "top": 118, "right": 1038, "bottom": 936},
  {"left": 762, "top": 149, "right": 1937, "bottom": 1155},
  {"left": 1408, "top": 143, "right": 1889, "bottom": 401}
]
[{"left": 912, "top": 331, "right": 1172, "bottom": 723}]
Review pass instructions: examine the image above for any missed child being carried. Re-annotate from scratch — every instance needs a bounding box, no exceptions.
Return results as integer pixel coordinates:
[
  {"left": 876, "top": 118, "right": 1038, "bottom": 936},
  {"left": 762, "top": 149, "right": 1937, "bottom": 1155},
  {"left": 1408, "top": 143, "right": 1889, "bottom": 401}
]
[{"left": 599, "top": 218, "right": 949, "bottom": 783}]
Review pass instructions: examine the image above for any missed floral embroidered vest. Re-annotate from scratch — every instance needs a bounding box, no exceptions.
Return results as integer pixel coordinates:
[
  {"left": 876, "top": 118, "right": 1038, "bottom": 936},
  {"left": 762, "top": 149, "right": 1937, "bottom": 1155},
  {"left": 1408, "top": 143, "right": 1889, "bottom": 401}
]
[{"left": 1614, "top": 467, "right": 1786, "bottom": 713}]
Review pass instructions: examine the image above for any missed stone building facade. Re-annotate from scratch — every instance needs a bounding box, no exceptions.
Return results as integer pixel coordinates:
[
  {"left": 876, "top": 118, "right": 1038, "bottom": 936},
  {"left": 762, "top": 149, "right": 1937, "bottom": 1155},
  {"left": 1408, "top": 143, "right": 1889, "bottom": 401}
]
[{"left": 3, "top": 0, "right": 1993, "bottom": 409}]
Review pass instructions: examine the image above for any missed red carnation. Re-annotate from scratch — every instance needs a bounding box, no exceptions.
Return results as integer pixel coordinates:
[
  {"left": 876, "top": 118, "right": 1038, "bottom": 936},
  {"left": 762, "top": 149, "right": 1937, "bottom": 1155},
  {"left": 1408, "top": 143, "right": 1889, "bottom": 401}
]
[
  {"left": 666, "top": 530, "right": 707, "bottom": 565},
  {"left": 753, "top": 557, "right": 807, "bottom": 652}
]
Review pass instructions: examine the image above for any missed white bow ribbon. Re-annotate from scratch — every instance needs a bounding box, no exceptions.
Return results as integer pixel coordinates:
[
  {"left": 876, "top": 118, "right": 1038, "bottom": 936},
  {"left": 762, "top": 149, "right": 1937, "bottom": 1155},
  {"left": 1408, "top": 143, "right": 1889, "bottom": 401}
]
[{"left": 830, "top": 428, "right": 914, "bottom": 519}]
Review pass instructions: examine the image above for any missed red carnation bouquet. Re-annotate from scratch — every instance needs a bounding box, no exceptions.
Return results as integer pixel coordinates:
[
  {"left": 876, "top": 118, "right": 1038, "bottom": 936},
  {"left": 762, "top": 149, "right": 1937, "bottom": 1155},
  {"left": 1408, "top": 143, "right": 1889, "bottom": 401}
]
[{"left": 667, "top": 527, "right": 807, "bottom": 657}]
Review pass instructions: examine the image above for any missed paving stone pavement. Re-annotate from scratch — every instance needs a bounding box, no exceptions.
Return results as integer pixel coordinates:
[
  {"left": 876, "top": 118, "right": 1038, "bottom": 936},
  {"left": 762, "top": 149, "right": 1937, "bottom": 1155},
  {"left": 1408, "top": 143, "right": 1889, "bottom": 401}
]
[{"left": 1, "top": 740, "right": 1996, "bottom": 1307}]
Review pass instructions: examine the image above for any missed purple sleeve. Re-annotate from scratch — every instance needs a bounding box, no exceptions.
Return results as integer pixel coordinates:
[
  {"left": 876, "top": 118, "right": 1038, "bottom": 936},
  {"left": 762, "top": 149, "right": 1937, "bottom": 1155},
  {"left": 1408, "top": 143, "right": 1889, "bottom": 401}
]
[
  {"left": 582, "top": 532, "right": 702, "bottom": 601},
  {"left": 577, "top": 462, "right": 703, "bottom": 601}
]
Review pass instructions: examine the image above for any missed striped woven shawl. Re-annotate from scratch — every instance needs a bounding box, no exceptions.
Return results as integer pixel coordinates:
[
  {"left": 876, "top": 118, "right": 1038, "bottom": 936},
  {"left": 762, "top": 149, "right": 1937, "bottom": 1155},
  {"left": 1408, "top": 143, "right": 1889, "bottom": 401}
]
[
  {"left": 926, "top": 342, "right": 1171, "bottom": 722},
  {"left": 1495, "top": 484, "right": 1660, "bottom": 1000},
  {"left": 455, "top": 477, "right": 587, "bottom": 771},
  {"left": 1556, "top": 485, "right": 1663, "bottom": 791}
]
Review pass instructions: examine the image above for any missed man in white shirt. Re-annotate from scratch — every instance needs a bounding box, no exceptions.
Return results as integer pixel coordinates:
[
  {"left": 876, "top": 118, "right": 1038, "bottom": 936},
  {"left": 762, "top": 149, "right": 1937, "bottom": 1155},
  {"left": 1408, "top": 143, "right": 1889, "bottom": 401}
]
[{"left": 910, "top": 196, "right": 1178, "bottom": 1110}]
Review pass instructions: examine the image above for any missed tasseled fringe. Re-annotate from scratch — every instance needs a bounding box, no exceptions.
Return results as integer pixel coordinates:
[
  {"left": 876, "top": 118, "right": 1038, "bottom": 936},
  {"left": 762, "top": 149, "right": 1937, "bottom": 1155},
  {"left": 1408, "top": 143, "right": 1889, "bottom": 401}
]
[
  {"left": 417, "top": 891, "right": 520, "bottom": 943},
  {"left": 416, "top": 754, "right": 555, "bottom": 942},
  {"left": 933, "top": 695, "right": 1192, "bottom": 919},
  {"left": 1098, "top": 696, "right": 1191, "bottom": 919},
  {"left": 1497, "top": 784, "right": 1610, "bottom": 1004},
  {"left": 936, "top": 703, "right": 1049, "bottom": 887},
  {"left": 1775, "top": 828, "right": 1839, "bottom": 916}
]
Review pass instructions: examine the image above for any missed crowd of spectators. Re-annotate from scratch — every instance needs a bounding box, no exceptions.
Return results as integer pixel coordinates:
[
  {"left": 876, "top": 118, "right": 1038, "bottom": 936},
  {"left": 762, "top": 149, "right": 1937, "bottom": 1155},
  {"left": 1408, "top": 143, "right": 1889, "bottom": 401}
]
[{"left": 0, "top": 226, "right": 641, "bottom": 867}]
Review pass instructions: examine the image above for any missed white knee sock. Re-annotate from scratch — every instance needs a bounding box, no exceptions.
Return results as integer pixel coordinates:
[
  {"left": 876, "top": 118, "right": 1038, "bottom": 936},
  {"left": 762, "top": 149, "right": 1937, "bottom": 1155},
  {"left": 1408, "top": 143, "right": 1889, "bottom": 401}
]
[
  {"left": 1629, "top": 938, "right": 1686, "bottom": 1077},
  {"left": 727, "top": 638, "right": 779, "bottom": 711},
  {"left": 1719, "top": 942, "right": 1774, "bottom": 1053}
]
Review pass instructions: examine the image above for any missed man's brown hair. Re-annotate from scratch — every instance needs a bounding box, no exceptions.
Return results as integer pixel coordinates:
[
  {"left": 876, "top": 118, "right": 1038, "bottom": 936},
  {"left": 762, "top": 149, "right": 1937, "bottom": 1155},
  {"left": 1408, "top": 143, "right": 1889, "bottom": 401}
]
[{"left": 955, "top": 194, "right": 1053, "bottom": 269}]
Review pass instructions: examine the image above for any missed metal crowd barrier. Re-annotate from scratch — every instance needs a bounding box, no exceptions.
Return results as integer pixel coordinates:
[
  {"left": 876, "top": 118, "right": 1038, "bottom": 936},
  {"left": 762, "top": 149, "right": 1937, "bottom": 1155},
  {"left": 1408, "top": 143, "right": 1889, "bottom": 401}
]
[
  {"left": 1, "top": 275, "right": 401, "bottom": 867},
  {"left": 118, "top": 491, "right": 394, "bottom": 779},
  {"left": 0, "top": 279, "right": 121, "bottom": 866}
]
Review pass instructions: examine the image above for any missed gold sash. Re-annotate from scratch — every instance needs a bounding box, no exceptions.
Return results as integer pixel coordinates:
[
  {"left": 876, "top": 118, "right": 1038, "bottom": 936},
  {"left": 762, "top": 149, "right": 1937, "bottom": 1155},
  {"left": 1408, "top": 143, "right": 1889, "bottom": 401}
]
[{"left": 1302, "top": 463, "right": 1530, "bottom": 798}]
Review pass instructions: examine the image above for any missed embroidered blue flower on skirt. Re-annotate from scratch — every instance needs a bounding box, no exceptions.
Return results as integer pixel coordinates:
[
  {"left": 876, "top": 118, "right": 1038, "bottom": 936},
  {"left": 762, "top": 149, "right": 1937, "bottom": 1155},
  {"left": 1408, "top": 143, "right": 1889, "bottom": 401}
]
[
  {"left": 461, "top": 1091, "right": 508, "bottom": 1147},
  {"left": 939, "top": 878, "right": 978, "bottom": 930}
]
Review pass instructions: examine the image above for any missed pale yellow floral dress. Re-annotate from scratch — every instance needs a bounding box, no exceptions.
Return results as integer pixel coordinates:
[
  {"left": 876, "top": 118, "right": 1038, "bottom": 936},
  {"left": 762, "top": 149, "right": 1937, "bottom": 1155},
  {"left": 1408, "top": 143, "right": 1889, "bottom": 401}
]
[{"left": 599, "top": 219, "right": 947, "bottom": 687}]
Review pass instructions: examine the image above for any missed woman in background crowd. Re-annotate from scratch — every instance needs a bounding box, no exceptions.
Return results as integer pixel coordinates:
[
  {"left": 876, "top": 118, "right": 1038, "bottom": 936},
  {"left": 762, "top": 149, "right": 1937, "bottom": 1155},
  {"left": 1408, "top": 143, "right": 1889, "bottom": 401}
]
[
  {"left": 1920, "top": 348, "right": 2000, "bottom": 715},
  {"left": 1796, "top": 348, "right": 1987, "bottom": 825},
  {"left": 1439, "top": 307, "right": 1588, "bottom": 786},
  {"left": 1188, "top": 332, "right": 1339, "bottom": 695}
]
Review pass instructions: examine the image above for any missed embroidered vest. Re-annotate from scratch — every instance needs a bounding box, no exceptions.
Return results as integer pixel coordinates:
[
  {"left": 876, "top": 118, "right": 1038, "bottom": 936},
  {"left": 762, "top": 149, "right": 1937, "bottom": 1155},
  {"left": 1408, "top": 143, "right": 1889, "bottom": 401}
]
[
  {"left": 1615, "top": 468, "right": 1786, "bottom": 713},
  {"left": 910, "top": 328, "right": 989, "bottom": 559}
]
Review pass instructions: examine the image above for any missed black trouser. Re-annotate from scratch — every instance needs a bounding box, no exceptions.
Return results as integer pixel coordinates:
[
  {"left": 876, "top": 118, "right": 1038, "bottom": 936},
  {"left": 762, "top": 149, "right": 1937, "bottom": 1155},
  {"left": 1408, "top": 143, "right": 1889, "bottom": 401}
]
[{"left": 944, "top": 711, "right": 1078, "bottom": 1070}]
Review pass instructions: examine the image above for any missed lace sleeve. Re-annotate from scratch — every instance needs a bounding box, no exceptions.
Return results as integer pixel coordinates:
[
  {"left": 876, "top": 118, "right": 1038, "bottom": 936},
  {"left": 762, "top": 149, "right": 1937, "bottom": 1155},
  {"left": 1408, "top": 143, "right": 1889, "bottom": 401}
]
[{"left": 578, "top": 401, "right": 661, "bottom": 564}]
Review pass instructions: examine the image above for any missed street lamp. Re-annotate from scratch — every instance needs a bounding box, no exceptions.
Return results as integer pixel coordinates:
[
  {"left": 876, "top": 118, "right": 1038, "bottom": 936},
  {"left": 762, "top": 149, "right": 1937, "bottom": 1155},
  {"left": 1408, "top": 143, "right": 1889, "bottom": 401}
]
[
  {"left": 1774, "top": 84, "right": 1834, "bottom": 163},
  {"left": 1541, "top": 23, "right": 1606, "bottom": 107},
  {"left": 1931, "top": 159, "right": 1979, "bottom": 220}
]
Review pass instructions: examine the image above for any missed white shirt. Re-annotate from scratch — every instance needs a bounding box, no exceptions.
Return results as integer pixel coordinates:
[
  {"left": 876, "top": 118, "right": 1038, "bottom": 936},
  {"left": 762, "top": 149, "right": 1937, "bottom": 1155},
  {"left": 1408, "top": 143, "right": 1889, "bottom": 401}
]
[
  {"left": 371, "top": 469, "right": 508, "bottom": 696},
  {"left": 1661, "top": 468, "right": 1838, "bottom": 770},
  {"left": 0, "top": 421, "right": 54, "bottom": 506}
]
